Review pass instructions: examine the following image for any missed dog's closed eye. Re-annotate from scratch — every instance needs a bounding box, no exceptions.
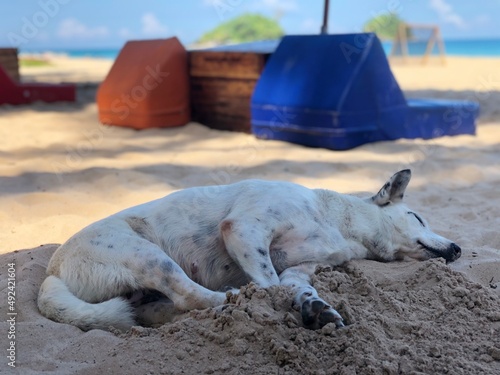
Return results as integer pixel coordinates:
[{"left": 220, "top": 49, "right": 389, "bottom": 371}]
[{"left": 407, "top": 212, "right": 425, "bottom": 227}]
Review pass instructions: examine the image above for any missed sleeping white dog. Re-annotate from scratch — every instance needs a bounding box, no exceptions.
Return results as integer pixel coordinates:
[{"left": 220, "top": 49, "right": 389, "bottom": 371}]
[{"left": 38, "top": 169, "right": 461, "bottom": 331}]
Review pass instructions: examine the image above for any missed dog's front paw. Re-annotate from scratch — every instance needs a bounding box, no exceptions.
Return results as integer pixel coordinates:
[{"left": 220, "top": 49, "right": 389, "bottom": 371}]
[{"left": 301, "top": 297, "right": 344, "bottom": 330}]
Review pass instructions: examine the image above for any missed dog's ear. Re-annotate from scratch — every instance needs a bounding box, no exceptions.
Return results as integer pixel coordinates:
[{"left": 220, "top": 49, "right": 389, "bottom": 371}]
[{"left": 371, "top": 169, "right": 411, "bottom": 206}]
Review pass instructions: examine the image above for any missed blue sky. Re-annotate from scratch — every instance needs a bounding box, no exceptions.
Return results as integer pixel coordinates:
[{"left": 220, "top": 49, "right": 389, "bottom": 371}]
[{"left": 0, "top": 0, "right": 499, "bottom": 50}]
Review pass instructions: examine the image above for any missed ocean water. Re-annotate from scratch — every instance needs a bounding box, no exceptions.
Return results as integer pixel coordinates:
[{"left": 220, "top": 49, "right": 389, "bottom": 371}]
[
  {"left": 382, "top": 38, "right": 500, "bottom": 57},
  {"left": 22, "top": 48, "right": 120, "bottom": 60},
  {"left": 22, "top": 38, "right": 500, "bottom": 60}
]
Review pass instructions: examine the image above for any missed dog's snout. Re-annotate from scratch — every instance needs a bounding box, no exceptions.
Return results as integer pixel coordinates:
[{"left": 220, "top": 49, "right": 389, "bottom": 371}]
[{"left": 448, "top": 243, "right": 461, "bottom": 262}]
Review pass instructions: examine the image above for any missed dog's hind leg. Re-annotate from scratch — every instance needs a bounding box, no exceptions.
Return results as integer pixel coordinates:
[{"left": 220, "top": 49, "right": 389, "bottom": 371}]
[
  {"left": 279, "top": 263, "right": 344, "bottom": 329},
  {"left": 40, "top": 237, "right": 228, "bottom": 331},
  {"left": 220, "top": 219, "right": 280, "bottom": 287},
  {"left": 126, "top": 242, "right": 229, "bottom": 312}
]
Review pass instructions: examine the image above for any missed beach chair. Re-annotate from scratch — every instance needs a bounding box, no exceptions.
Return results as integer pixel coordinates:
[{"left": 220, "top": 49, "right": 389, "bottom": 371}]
[
  {"left": 251, "top": 33, "right": 479, "bottom": 150},
  {"left": 97, "top": 37, "right": 190, "bottom": 129},
  {"left": 0, "top": 65, "right": 75, "bottom": 105}
]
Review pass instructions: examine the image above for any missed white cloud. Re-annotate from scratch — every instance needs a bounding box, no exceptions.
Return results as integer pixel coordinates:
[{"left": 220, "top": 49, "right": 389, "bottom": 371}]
[
  {"left": 429, "top": 0, "right": 466, "bottom": 28},
  {"left": 57, "top": 18, "right": 109, "bottom": 39},
  {"left": 141, "top": 13, "right": 168, "bottom": 36}
]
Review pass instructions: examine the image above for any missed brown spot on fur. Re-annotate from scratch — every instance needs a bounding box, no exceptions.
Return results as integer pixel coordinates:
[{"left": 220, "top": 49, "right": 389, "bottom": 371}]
[
  {"left": 220, "top": 220, "right": 233, "bottom": 233},
  {"left": 191, "top": 262, "right": 199, "bottom": 275},
  {"left": 126, "top": 217, "right": 156, "bottom": 243}
]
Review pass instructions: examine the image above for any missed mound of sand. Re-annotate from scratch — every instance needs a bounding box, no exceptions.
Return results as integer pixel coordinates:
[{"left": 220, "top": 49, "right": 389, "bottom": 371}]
[{"left": 1, "top": 245, "right": 498, "bottom": 374}]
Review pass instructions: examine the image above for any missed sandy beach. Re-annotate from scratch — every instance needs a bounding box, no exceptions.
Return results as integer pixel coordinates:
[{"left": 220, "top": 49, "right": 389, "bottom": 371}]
[{"left": 0, "top": 55, "right": 499, "bottom": 374}]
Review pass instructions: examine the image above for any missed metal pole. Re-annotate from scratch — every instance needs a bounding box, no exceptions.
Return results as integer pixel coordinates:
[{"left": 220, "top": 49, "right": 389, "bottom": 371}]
[{"left": 321, "top": 0, "right": 330, "bottom": 34}]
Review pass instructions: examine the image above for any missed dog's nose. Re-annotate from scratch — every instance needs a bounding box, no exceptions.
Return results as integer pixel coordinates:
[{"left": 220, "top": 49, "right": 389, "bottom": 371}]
[{"left": 448, "top": 243, "right": 461, "bottom": 262}]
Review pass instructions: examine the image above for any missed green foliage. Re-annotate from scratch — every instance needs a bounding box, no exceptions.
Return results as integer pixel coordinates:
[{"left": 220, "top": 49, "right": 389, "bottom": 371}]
[
  {"left": 19, "top": 58, "right": 52, "bottom": 67},
  {"left": 198, "top": 13, "right": 284, "bottom": 44},
  {"left": 363, "top": 13, "right": 406, "bottom": 40}
]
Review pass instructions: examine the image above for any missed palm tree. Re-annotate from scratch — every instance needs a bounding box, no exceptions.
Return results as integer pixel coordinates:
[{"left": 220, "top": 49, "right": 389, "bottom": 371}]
[
  {"left": 363, "top": 13, "right": 407, "bottom": 40},
  {"left": 198, "top": 13, "right": 284, "bottom": 45}
]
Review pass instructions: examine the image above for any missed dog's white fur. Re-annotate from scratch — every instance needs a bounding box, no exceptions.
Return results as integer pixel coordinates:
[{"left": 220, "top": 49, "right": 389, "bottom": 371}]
[{"left": 38, "top": 170, "right": 461, "bottom": 331}]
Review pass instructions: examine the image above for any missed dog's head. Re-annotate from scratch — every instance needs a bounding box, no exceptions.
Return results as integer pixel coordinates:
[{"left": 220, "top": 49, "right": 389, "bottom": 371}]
[{"left": 368, "top": 169, "right": 461, "bottom": 263}]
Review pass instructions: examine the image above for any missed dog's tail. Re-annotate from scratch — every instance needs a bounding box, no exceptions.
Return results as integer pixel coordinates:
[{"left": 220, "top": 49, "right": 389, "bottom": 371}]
[{"left": 37, "top": 275, "right": 135, "bottom": 331}]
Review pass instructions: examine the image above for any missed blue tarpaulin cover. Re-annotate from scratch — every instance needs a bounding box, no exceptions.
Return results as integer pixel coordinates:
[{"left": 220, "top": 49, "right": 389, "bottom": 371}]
[{"left": 251, "top": 33, "right": 479, "bottom": 150}]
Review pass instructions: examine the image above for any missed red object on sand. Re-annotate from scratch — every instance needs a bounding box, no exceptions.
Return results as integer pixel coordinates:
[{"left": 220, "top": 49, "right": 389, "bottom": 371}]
[
  {"left": 0, "top": 65, "right": 76, "bottom": 105},
  {"left": 96, "top": 37, "right": 190, "bottom": 129}
]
